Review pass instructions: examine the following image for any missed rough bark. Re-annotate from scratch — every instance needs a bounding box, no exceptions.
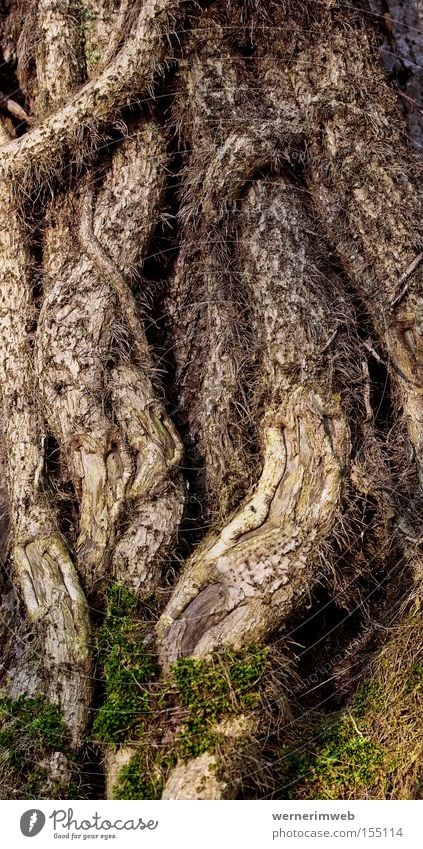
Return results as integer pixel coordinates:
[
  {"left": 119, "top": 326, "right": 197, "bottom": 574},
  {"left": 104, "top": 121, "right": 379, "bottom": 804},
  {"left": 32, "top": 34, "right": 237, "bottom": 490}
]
[
  {"left": 0, "top": 184, "right": 92, "bottom": 744},
  {"left": 0, "top": 0, "right": 421, "bottom": 800}
]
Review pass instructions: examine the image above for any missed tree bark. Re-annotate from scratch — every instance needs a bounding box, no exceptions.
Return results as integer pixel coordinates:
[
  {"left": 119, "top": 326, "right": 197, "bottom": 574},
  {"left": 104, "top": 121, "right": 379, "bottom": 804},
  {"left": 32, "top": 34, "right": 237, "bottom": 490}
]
[{"left": 0, "top": 0, "right": 421, "bottom": 800}]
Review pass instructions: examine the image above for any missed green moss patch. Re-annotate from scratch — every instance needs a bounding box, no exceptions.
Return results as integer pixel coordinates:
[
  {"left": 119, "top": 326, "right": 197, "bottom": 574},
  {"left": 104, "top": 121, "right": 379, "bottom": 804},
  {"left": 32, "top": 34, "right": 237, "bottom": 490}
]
[
  {"left": 0, "top": 694, "right": 74, "bottom": 799},
  {"left": 172, "top": 647, "right": 271, "bottom": 758},
  {"left": 94, "top": 587, "right": 278, "bottom": 799},
  {"left": 113, "top": 752, "right": 163, "bottom": 800},
  {"left": 110, "top": 646, "right": 271, "bottom": 798},
  {"left": 278, "top": 709, "right": 389, "bottom": 800},
  {"left": 277, "top": 612, "right": 423, "bottom": 799},
  {"left": 92, "top": 585, "right": 159, "bottom": 745}
]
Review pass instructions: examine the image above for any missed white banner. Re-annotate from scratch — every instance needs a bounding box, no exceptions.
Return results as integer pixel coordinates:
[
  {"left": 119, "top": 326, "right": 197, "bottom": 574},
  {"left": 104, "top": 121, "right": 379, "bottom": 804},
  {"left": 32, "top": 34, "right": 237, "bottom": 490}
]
[{"left": 0, "top": 800, "right": 420, "bottom": 848}]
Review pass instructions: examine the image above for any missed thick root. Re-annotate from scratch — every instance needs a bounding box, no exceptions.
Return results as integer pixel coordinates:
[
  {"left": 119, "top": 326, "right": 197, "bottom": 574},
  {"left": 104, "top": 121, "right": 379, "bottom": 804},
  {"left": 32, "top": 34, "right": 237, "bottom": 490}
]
[
  {"left": 159, "top": 177, "right": 352, "bottom": 796},
  {"left": 158, "top": 389, "right": 348, "bottom": 665},
  {"left": 0, "top": 0, "right": 187, "bottom": 183},
  {"left": 0, "top": 187, "right": 92, "bottom": 745},
  {"left": 37, "top": 125, "right": 185, "bottom": 591},
  {"left": 294, "top": 12, "right": 423, "bottom": 471},
  {"left": 13, "top": 506, "right": 91, "bottom": 745},
  {"left": 168, "top": 11, "right": 303, "bottom": 514}
]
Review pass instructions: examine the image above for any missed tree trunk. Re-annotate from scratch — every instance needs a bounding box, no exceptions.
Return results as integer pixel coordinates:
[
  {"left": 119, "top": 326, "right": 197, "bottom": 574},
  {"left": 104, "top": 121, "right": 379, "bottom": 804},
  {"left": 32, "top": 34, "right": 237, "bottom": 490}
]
[{"left": 0, "top": 0, "right": 421, "bottom": 800}]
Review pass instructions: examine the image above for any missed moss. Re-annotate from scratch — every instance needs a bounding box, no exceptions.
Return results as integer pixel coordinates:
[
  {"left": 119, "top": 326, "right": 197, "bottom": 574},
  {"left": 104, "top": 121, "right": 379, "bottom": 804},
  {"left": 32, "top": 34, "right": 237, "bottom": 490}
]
[
  {"left": 274, "top": 610, "right": 423, "bottom": 800},
  {"left": 92, "top": 585, "right": 159, "bottom": 746},
  {"left": 87, "top": 50, "right": 101, "bottom": 70},
  {"left": 81, "top": 7, "right": 96, "bottom": 23},
  {"left": 0, "top": 694, "right": 74, "bottom": 799},
  {"left": 277, "top": 707, "right": 391, "bottom": 800},
  {"left": 108, "top": 646, "right": 271, "bottom": 798},
  {"left": 80, "top": 7, "right": 101, "bottom": 71},
  {"left": 93, "top": 588, "right": 422, "bottom": 800},
  {"left": 352, "top": 678, "right": 386, "bottom": 717},
  {"left": 277, "top": 667, "right": 421, "bottom": 799},
  {"left": 172, "top": 647, "right": 270, "bottom": 758},
  {"left": 404, "top": 662, "right": 423, "bottom": 695},
  {"left": 112, "top": 752, "right": 163, "bottom": 800},
  {"left": 105, "top": 583, "right": 139, "bottom": 618},
  {"left": 93, "top": 590, "right": 273, "bottom": 793},
  {"left": 0, "top": 694, "right": 68, "bottom": 755}
]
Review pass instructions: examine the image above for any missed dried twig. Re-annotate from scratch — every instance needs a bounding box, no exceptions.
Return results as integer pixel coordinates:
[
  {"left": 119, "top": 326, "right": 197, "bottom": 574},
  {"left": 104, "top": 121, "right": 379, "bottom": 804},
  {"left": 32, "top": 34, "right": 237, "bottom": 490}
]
[
  {"left": 390, "top": 252, "right": 423, "bottom": 308},
  {"left": 397, "top": 90, "right": 423, "bottom": 115}
]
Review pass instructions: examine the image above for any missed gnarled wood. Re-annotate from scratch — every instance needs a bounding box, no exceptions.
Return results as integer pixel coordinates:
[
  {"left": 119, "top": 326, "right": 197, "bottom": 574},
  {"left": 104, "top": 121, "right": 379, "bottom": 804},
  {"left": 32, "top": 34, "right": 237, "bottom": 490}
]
[
  {"left": 0, "top": 0, "right": 421, "bottom": 801},
  {"left": 0, "top": 186, "right": 92, "bottom": 745}
]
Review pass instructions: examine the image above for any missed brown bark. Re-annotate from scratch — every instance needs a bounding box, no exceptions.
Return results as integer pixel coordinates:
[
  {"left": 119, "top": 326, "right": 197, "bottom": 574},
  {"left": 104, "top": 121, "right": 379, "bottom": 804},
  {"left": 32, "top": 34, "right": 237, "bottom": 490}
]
[{"left": 0, "top": 0, "right": 421, "bottom": 800}]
